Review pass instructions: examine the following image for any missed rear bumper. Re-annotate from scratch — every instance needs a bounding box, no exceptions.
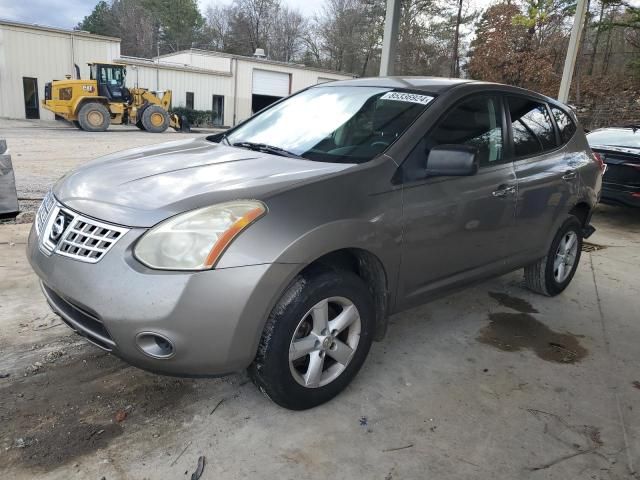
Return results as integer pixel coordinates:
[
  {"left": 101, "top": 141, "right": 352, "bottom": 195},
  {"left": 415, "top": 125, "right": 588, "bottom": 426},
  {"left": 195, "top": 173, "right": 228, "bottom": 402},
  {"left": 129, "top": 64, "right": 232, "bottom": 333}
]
[{"left": 601, "top": 184, "right": 640, "bottom": 208}]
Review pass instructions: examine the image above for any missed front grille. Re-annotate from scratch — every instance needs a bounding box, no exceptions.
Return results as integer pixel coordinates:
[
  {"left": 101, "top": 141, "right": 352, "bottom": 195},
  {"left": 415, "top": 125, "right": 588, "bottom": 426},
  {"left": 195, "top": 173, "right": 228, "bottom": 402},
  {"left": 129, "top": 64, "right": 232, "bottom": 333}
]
[
  {"left": 35, "top": 191, "right": 55, "bottom": 235},
  {"left": 41, "top": 282, "right": 115, "bottom": 351},
  {"left": 36, "top": 194, "right": 129, "bottom": 263},
  {"left": 57, "top": 217, "right": 125, "bottom": 262}
]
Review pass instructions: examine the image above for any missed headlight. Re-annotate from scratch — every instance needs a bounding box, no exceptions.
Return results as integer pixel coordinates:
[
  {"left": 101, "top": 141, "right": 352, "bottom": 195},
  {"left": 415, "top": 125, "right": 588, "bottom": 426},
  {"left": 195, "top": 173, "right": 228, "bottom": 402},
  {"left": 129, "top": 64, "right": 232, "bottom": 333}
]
[{"left": 134, "top": 200, "right": 266, "bottom": 270}]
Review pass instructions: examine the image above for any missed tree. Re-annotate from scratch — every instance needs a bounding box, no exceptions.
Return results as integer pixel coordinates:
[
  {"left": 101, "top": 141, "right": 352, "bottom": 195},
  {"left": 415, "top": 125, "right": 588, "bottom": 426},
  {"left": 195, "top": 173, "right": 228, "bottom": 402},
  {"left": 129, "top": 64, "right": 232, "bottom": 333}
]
[{"left": 77, "top": 1, "right": 118, "bottom": 36}]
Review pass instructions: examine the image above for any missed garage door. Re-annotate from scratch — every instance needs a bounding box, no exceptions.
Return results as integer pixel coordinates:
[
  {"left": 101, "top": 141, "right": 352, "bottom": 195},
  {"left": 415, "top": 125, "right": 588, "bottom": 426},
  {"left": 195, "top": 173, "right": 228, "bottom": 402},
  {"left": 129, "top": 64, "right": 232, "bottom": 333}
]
[{"left": 252, "top": 69, "right": 290, "bottom": 97}]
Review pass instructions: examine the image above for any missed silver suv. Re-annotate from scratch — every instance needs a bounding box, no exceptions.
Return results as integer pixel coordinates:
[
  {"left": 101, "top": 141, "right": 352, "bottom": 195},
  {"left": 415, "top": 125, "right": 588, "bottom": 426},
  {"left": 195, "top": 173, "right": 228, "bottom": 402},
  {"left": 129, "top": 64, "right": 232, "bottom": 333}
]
[{"left": 28, "top": 77, "right": 603, "bottom": 410}]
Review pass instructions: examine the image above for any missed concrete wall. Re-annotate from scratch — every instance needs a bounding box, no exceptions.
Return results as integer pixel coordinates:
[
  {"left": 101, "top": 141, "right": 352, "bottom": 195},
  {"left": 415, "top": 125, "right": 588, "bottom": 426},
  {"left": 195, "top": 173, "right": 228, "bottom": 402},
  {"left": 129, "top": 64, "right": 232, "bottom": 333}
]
[{"left": 0, "top": 21, "right": 120, "bottom": 120}]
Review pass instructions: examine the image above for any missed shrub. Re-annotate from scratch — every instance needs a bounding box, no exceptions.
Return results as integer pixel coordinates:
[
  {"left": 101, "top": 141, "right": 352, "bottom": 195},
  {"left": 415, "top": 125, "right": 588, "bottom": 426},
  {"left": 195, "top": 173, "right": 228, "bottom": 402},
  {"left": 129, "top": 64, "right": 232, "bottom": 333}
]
[{"left": 172, "top": 107, "right": 215, "bottom": 127}]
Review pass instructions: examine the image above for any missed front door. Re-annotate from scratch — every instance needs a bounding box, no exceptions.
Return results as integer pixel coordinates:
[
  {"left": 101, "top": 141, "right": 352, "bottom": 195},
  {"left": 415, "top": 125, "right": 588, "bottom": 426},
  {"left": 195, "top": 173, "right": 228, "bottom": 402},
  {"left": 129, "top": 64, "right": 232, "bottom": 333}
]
[
  {"left": 23, "top": 77, "right": 40, "bottom": 119},
  {"left": 397, "top": 94, "right": 517, "bottom": 308}
]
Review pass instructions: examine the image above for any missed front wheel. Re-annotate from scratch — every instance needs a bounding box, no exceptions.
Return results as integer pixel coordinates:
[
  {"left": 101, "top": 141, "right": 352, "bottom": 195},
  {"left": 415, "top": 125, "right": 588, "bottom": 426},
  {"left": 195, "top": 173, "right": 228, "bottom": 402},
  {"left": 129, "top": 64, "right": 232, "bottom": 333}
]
[
  {"left": 249, "top": 269, "right": 374, "bottom": 410},
  {"left": 524, "top": 216, "right": 583, "bottom": 296},
  {"left": 141, "top": 105, "right": 170, "bottom": 133}
]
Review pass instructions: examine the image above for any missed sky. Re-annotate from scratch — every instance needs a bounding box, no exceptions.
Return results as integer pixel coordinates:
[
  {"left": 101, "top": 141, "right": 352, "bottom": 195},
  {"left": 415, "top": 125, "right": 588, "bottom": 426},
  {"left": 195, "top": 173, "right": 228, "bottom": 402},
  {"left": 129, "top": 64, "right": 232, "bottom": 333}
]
[{"left": 0, "top": 0, "right": 495, "bottom": 30}]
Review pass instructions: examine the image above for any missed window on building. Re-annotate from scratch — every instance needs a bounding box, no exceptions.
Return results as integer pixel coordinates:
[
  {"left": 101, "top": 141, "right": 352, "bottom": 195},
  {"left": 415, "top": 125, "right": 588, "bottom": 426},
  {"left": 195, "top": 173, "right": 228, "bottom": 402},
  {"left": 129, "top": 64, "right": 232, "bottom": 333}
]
[
  {"left": 186, "top": 92, "right": 194, "bottom": 110},
  {"left": 508, "top": 97, "right": 557, "bottom": 157}
]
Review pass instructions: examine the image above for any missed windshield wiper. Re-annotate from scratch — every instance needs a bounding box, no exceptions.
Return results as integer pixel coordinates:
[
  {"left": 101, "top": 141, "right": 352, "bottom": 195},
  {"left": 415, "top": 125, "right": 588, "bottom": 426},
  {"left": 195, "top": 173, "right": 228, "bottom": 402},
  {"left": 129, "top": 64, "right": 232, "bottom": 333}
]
[{"left": 232, "top": 142, "right": 302, "bottom": 159}]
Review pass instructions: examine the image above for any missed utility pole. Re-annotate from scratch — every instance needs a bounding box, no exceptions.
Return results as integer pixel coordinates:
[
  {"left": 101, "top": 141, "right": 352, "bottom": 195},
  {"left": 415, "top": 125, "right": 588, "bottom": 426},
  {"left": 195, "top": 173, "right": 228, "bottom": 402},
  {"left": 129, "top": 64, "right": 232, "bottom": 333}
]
[
  {"left": 558, "top": 0, "right": 589, "bottom": 103},
  {"left": 451, "top": 0, "right": 463, "bottom": 78},
  {"left": 379, "top": 0, "right": 401, "bottom": 76}
]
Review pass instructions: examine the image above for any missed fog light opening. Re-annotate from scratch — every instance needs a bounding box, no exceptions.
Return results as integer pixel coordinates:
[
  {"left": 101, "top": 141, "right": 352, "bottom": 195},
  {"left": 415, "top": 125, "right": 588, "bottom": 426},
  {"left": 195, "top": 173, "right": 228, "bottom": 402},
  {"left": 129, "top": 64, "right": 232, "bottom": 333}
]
[{"left": 136, "top": 332, "right": 175, "bottom": 359}]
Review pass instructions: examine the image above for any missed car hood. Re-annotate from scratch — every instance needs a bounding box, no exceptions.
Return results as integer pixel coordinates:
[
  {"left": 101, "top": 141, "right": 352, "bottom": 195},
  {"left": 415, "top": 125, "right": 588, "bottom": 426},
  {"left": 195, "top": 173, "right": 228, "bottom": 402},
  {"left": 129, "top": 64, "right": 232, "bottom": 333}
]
[{"left": 53, "top": 137, "right": 353, "bottom": 227}]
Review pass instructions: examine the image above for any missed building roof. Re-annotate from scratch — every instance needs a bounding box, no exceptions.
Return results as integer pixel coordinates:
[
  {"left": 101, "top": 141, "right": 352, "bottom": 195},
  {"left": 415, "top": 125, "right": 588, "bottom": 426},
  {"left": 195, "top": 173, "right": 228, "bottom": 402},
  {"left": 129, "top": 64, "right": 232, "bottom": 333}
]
[
  {"left": 0, "top": 19, "right": 121, "bottom": 42},
  {"left": 156, "top": 48, "right": 356, "bottom": 78}
]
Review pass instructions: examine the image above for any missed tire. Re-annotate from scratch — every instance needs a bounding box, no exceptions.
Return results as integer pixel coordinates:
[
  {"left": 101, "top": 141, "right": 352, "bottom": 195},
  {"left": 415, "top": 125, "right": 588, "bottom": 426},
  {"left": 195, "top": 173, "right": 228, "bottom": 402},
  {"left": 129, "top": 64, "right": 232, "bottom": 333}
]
[
  {"left": 141, "top": 105, "right": 170, "bottom": 133},
  {"left": 249, "top": 268, "right": 375, "bottom": 410},
  {"left": 77, "top": 102, "right": 110, "bottom": 132},
  {"left": 135, "top": 104, "right": 148, "bottom": 130},
  {"left": 524, "top": 216, "right": 583, "bottom": 296}
]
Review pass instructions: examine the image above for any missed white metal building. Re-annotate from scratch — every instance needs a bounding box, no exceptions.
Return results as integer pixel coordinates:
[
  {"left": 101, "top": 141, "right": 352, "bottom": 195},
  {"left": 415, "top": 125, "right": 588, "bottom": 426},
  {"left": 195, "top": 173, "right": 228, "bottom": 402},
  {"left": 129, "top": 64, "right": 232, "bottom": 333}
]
[
  {"left": 0, "top": 20, "right": 121, "bottom": 120},
  {"left": 0, "top": 20, "right": 354, "bottom": 126}
]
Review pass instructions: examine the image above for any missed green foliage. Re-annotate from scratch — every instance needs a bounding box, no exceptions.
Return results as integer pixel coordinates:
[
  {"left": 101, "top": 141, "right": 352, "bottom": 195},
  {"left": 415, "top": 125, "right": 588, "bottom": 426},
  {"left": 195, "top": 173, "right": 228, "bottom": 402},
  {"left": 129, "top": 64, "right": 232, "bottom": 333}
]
[
  {"left": 171, "top": 107, "right": 216, "bottom": 127},
  {"left": 77, "top": 1, "right": 118, "bottom": 36},
  {"left": 77, "top": 0, "right": 204, "bottom": 56}
]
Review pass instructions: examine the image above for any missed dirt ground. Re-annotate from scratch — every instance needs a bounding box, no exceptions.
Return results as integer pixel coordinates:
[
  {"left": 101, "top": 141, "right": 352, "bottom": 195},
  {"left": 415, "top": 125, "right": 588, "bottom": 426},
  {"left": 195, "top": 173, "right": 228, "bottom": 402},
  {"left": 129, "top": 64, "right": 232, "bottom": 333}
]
[{"left": 0, "top": 119, "right": 639, "bottom": 479}]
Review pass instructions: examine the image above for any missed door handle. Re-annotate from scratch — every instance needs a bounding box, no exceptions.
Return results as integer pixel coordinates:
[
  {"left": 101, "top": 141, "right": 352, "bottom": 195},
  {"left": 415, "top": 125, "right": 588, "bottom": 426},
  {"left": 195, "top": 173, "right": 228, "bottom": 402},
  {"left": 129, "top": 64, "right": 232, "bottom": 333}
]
[
  {"left": 562, "top": 170, "right": 577, "bottom": 181},
  {"left": 492, "top": 185, "right": 517, "bottom": 197}
]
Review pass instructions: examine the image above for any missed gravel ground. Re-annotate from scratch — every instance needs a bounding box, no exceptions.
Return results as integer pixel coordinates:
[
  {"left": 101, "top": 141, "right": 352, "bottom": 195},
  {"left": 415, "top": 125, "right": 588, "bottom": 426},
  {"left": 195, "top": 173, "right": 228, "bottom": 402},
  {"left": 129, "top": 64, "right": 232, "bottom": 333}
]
[{"left": 0, "top": 118, "right": 212, "bottom": 223}]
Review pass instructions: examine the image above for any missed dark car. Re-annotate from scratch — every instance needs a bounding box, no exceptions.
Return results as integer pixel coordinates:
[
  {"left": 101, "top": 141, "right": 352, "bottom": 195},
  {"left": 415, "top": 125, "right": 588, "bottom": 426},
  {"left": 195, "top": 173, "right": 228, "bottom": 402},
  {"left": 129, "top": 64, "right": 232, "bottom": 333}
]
[
  {"left": 587, "top": 126, "right": 640, "bottom": 207},
  {"left": 29, "top": 77, "right": 603, "bottom": 410}
]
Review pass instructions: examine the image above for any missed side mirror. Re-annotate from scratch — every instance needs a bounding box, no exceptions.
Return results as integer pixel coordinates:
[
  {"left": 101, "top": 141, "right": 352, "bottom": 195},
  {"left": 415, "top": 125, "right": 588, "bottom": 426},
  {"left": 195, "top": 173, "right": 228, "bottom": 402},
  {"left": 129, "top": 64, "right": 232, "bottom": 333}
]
[{"left": 426, "top": 145, "right": 479, "bottom": 177}]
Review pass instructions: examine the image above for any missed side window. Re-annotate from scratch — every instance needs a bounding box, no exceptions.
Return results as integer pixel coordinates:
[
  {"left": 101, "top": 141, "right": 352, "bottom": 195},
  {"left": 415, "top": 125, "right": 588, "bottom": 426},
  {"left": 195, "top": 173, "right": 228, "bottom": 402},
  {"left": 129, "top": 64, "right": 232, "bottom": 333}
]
[
  {"left": 428, "top": 96, "right": 504, "bottom": 167},
  {"left": 401, "top": 95, "right": 505, "bottom": 182},
  {"left": 508, "top": 97, "right": 557, "bottom": 157},
  {"left": 551, "top": 106, "right": 577, "bottom": 144}
]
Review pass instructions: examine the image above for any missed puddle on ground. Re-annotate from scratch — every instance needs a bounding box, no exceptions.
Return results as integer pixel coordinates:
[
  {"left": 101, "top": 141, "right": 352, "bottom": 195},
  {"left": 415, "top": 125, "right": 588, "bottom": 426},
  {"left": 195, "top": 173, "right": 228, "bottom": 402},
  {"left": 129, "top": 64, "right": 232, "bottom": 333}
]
[
  {"left": 489, "top": 292, "right": 538, "bottom": 314},
  {"left": 477, "top": 312, "right": 587, "bottom": 363}
]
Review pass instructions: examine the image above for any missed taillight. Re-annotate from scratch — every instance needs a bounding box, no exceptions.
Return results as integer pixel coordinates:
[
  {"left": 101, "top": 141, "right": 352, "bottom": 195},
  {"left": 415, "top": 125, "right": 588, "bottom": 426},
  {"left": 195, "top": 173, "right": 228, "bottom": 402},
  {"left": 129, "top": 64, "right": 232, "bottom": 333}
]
[{"left": 592, "top": 152, "right": 606, "bottom": 173}]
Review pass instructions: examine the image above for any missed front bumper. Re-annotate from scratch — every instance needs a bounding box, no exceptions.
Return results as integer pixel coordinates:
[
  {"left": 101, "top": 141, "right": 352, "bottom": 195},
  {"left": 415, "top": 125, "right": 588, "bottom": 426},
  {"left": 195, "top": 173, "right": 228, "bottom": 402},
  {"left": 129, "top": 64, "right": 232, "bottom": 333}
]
[{"left": 27, "top": 224, "right": 300, "bottom": 376}]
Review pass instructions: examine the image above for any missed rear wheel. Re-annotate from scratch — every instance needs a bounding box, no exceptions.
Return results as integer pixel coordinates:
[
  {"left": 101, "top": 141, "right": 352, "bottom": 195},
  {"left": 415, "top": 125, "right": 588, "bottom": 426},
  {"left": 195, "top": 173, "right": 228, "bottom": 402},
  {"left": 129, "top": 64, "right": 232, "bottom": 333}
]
[
  {"left": 141, "top": 105, "right": 170, "bottom": 133},
  {"left": 249, "top": 269, "right": 374, "bottom": 410},
  {"left": 524, "top": 216, "right": 583, "bottom": 296},
  {"left": 77, "top": 102, "right": 110, "bottom": 132}
]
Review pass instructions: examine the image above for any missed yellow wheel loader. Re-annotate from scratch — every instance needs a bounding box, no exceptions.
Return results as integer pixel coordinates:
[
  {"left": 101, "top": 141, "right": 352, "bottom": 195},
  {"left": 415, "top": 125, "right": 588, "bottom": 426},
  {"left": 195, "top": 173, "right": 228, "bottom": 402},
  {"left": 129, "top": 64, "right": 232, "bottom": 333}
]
[{"left": 42, "top": 63, "right": 189, "bottom": 133}]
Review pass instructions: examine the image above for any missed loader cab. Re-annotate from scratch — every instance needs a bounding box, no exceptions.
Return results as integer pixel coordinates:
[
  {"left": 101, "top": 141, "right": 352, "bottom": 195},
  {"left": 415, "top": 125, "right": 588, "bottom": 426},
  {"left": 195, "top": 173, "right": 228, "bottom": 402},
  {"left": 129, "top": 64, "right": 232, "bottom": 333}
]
[{"left": 90, "top": 63, "right": 130, "bottom": 103}]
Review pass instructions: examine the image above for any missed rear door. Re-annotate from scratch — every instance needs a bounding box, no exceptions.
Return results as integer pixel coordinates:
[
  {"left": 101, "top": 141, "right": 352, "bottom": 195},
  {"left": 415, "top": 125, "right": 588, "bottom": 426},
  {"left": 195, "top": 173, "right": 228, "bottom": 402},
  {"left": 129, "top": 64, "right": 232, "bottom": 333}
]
[
  {"left": 507, "top": 96, "right": 579, "bottom": 256},
  {"left": 397, "top": 94, "right": 517, "bottom": 307}
]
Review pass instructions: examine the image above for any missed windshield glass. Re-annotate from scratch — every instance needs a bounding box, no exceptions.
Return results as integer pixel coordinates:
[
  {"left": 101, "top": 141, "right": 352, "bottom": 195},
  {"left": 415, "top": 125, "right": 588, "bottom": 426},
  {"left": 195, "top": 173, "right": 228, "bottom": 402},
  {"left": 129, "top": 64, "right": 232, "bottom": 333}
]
[
  {"left": 587, "top": 129, "right": 640, "bottom": 149},
  {"left": 225, "top": 86, "right": 434, "bottom": 163}
]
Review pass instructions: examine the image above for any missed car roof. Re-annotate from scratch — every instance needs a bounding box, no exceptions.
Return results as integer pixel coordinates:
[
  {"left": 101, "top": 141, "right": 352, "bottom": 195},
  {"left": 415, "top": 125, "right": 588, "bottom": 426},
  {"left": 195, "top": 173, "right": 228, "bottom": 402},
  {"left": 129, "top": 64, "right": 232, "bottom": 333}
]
[
  {"left": 313, "top": 76, "right": 564, "bottom": 103},
  {"left": 314, "top": 76, "right": 474, "bottom": 94}
]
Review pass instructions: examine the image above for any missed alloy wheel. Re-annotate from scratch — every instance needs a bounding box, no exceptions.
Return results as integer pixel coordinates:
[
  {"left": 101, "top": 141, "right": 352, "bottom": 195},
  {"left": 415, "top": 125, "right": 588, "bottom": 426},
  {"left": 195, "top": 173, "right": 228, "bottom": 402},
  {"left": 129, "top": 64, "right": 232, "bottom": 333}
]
[
  {"left": 289, "top": 297, "right": 361, "bottom": 388},
  {"left": 554, "top": 231, "right": 578, "bottom": 283}
]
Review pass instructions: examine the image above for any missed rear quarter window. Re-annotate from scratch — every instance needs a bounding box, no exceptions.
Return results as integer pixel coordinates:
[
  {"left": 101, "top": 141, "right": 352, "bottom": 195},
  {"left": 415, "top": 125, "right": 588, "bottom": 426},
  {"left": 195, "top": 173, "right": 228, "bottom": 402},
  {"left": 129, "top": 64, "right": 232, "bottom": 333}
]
[
  {"left": 508, "top": 96, "right": 557, "bottom": 157},
  {"left": 551, "top": 107, "right": 577, "bottom": 144}
]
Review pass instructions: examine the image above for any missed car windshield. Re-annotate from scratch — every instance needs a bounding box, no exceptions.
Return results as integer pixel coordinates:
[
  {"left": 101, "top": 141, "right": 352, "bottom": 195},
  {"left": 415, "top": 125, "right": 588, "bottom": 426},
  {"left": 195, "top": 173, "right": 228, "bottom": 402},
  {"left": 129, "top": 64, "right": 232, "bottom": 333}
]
[
  {"left": 224, "top": 86, "right": 434, "bottom": 163},
  {"left": 587, "top": 129, "right": 640, "bottom": 149}
]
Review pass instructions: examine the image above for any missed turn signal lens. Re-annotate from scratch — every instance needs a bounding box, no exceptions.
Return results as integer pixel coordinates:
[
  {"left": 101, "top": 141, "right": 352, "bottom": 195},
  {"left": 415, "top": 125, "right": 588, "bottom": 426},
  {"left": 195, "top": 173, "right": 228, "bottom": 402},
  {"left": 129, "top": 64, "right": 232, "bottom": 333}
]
[{"left": 134, "top": 200, "right": 266, "bottom": 270}]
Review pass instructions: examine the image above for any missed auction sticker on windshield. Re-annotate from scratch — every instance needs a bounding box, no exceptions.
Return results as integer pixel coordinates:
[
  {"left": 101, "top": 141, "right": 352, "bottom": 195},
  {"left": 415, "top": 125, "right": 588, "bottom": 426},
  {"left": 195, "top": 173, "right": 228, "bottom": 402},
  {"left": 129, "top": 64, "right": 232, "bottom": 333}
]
[{"left": 380, "top": 92, "right": 434, "bottom": 105}]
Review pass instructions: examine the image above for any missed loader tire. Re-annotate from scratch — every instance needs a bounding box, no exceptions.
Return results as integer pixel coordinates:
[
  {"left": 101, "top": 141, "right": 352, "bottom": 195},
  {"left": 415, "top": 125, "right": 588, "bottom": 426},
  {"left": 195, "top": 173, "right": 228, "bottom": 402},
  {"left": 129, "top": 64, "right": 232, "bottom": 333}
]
[
  {"left": 135, "top": 104, "right": 148, "bottom": 130},
  {"left": 77, "top": 102, "right": 110, "bottom": 132},
  {"left": 141, "top": 105, "right": 170, "bottom": 133}
]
